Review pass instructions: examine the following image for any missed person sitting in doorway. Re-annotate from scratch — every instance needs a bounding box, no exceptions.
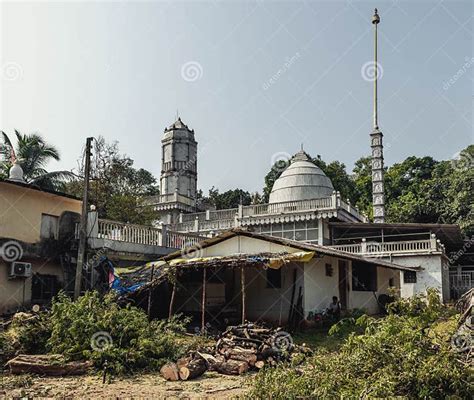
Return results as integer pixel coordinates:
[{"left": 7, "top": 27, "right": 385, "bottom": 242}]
[{"left": 327, "top": 296, "right": 341, "bottom": 320}]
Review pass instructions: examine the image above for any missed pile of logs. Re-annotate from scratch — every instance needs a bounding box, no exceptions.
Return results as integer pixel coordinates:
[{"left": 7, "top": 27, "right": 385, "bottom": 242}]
[{"left": 161, "top": 323, "right": 310, "bottom": 381}]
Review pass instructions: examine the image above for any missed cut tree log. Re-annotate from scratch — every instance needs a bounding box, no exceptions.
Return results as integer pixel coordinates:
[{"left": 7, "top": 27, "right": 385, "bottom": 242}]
[
  {"left": 160, "top": 362, "right": 180, "bottom": 381},
  {"left": 254, "top": 360, "right": 265, "bottom": 369},
  {"left": 7, "top": 354, "right": 91, "bottom": 376},
  {"left": 178, "top": 358, "right": 207, "bottom": 380},
  {"left": 213, "top": 359, "right": 249, "bottom": 375},
  {"left": 227, "top": 352, "right": 257, "bottom": 366}
]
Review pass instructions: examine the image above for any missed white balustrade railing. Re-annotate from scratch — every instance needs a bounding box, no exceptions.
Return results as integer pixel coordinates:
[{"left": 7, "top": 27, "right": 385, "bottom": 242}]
[
  {"left": 166, "top": 230, "right": 204, "bottom": 249},
  {"left": 181, "top": 212, "right": 206, "bottom": 222},
  {"left": 330, "top": 239, "right": 444, "bottom": 256},
  {"left": 97, "top": 219, "right": 163, "bottom": 245},
  {"left": 92, "top": 219, "right": 205, "bottom": 250},
  {"left": 199, "top": 219, "right": 235, "bottom": 231},
  {"left": 331, "top": 243, "right": 363, "bottom": 253},
  {"left": 242, "top": 196, "right": 334, "bottom": 217},
  {"left": 209, "top": 208, "right": 238, "bottom": 221}
]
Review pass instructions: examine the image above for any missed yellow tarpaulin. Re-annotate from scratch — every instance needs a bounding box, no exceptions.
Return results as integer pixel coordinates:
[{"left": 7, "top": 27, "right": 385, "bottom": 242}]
[{"left": 145, "top": 251, "right": 315, "bottom": 270}]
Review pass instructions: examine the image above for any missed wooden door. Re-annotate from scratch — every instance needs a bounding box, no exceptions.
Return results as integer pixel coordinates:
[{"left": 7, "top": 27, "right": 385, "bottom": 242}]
[{"left": 338, "top": 260, "right": 348, "bottom": 310}]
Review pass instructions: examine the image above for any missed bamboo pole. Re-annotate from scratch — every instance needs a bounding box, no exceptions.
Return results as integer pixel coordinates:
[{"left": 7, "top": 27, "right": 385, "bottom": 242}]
[
  {"left": 201, "top": 268, "right": 207, "bottom": 332},
  {"left": 168, "top": 282, "right": 177, "bottom": 319},
  {"left": 147, "top": 265, "right": 155, "bottom": 320},
  {"left": 241, "top": 266, "right": 246, "bottom": 324}
]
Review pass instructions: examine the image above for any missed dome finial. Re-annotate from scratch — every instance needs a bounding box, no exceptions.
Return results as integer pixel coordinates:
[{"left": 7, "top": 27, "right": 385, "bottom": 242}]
[{"left": 8, "top": 161, "right": 25, "bottom": 183}]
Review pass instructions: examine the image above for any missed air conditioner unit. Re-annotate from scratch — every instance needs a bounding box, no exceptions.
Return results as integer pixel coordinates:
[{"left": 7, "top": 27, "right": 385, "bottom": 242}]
[{"left": 9, "top": 262, "right": 32, "bottom": 278}]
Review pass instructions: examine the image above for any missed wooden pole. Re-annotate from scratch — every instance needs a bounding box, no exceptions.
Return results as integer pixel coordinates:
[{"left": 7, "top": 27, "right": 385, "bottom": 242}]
[
  {"left": 168, "top": 282, "right": 176, "bottom": 319},
  {"left": 201, "top": 268, "right": 207, "bottom": 332},
  {"left": 147, "top": 265, "right": 155, "bottom": 320},
  {"left": 241, "top": 266, "right": 246, "bottom": 324},
  {"left": 74, "top": 137, "right": 93, "bottom": 299}
]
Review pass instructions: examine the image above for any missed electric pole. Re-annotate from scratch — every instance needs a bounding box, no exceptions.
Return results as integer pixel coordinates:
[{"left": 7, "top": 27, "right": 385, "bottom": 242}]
[{"left": 74, "top": 137, "right": 93, "bottom": 299}]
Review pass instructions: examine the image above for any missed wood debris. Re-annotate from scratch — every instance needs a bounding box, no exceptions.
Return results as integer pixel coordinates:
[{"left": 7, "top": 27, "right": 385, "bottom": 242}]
[
  {"left": 7, "top": 354, "right": 92, "bottom": 376},
  {"left": 160, "top": 323, "right": 311, "bottom": 381}
]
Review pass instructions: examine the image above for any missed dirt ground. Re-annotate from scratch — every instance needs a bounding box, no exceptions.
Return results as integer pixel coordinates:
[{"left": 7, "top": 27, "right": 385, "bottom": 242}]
[{"left": 1, "top": 371, "right": 250, "bottom": 399}]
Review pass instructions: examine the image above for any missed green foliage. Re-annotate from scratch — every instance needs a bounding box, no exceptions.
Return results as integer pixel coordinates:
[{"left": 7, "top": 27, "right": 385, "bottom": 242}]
[
  {"left": 65, "top": 137, "right": 159, "bottom": 225},
  {"left": 247, "top": 289, "right": 471, "bottom": 399},
  {"left": 0, "top": 130, "right": 74, "bottom": 190},
  {"left": 0, "top": 312, "right": 52, "bottom": 363},
  {"left": 261, "top": 145, "right": 473, "bottom": 235},
  {"left": 47, "top": 291, "right": 188, "bottom": 374},
  {"left": 208, "top": 186, "right": 251, "bottom": 209}
]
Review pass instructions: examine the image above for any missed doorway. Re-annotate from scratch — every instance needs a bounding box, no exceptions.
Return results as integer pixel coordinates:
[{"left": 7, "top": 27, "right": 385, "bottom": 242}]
[{"left": 338, "top": 260, "right": 348, "bottom": 310}]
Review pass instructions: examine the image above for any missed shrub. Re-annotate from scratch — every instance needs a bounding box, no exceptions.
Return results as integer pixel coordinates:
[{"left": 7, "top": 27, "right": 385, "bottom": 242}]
[
  {"left": 1, "top": 312, "right": 51, "bottom": 364},
  {"left": 247, "top": 289, "right": 472, "bottom": 399},
  {"left": 47, "top": 291, "right": 188, "bottom": 374}
]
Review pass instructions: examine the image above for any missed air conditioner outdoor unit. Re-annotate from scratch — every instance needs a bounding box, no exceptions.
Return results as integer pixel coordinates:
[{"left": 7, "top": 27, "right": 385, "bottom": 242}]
[{"left": 9, "top": 262, "right": 32, "bottom": 278}]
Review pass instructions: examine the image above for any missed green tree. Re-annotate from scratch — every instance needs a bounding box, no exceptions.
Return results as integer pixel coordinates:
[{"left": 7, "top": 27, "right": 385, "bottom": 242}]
[
  {"left": 208, "top": 186, "right": 251, "bottom": 209},
  {"left": 66, "top": 137, "right": 159, "bottom": 224},
  {"left": 0, "top": 130, "right": 74, "bottom": 190},
  {"left": 352, "top": 156, "right": 373, "bottom": 218}
]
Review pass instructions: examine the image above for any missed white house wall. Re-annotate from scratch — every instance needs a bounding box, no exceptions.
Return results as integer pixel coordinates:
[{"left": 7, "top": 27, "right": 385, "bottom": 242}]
[
  {"left": 390, "top": 254, "right": 447, "bottom": 301},
  {"left": 199, "top": 236, "right": 301, "bottom": 257},
  {"left": 241, "top": 263, "right": 304, "bottom": 324},
  {"left": 348, "top": 265, "right": 400, "bottom": 314},
  {"left": 303, "top": 256, "right": 340, "bottom": 315}
]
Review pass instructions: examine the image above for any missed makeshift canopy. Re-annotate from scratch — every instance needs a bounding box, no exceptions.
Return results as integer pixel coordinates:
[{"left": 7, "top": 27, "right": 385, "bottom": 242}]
[{"left": 146, "top": 251, "right": 315, "bottom": 269}]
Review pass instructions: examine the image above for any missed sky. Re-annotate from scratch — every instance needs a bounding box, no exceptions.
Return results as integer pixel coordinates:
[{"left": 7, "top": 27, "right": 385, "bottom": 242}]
[{"left": 1, "top": 0, "right": 472, "bottom": 195}]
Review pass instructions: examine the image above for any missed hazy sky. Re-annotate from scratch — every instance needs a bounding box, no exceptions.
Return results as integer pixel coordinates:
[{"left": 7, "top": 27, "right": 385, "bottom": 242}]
[{"left": 1, "top": 0, "right": 472, "bottom": 194}]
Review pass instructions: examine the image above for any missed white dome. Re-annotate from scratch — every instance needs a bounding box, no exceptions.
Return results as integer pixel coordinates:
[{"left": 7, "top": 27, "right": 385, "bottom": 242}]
[
  {"left": 269, "top": 150, "right": 334, "bottom": 204},
  {"left": 8, "top": 162, "right": 25, "bottom": 183}
]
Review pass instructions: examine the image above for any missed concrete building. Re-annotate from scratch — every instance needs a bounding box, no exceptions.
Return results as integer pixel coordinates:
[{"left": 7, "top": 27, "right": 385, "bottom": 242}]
[
  {"left": 0, "top": 171, "right": 82, "bottom": 314},
  {"left": 150, "top": 229, "right": 415, "bottom": 324}
]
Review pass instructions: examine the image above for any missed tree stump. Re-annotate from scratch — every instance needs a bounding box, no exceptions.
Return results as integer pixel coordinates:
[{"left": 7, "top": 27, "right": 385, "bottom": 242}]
[
  {"left": 160, "top": 362, "right": 179, "bottom": 381},
  {"left": 213, "top": 359, "right": 249, "bottom": 375},
  {"left": 178, "top": 358, "right": 207, "bottom": 380}
]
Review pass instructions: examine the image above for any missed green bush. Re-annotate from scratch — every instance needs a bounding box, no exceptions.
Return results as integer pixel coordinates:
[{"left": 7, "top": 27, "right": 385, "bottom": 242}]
[
  {"left": 247, "top": 289, "right": 472, "bottom": 399},
  {"left": 47, "top": 291, "right": 188, "bottom": 374},
  {"left": 1, "top": 312, "right": 51, "bottom": 364}
]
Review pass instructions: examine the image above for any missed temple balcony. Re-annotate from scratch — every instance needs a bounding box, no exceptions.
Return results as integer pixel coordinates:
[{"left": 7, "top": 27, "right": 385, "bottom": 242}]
[
  {"left": 172, "top": 192, "right": 367, "bottom": 233},
  {"left": 76, "top": 213, "right": 206, "bottom": 260},
  {"left": 329, "top": 235, "right": 446, "bottom": 257}
]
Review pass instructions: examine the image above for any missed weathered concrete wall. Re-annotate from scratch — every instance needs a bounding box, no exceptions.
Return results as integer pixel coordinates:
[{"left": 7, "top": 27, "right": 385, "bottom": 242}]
[
  {"left": 0, "top": 182, "right": 81, "bottom": 244},
  {"left": 0, "top": 259, "right": 64, "bottom": 314},
  {"left": 392, "top": 254, "right": 447, "bottom": 301}
]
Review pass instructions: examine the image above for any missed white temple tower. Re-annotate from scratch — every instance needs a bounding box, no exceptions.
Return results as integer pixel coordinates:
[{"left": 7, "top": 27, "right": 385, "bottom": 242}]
[
  {"left": 160, "top": 117, "right": 197, "bottom": 199},
  {"left": 150, "top": 117, "right": 198, "bottom": 224}
]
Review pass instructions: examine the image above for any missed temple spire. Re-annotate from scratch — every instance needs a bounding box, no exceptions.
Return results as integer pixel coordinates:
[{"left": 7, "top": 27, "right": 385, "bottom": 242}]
[
  {"left": 370, "top": 8, "right": 385, "bottom": 223},
  {"left": 372, "top": 8, "right": 380, "bottom": 129}
]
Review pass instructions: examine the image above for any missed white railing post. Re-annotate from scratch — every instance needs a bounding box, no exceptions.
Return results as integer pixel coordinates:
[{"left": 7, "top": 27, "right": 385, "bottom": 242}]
[
  {"left": 430, "top": 234, "right": 437, "bottom": 251},
  {"left": 87, "top": 210, "right": 99, "bottom": 239},
  {"left": 238, "top": 204, "right": 243, "bottom": 218},
  {"left": 331, "top": 191, "right": 337, "bottom": 208},
  {"left": 361, "top": 238, "right": 367, "bottom": 253},
  {"left": 206, "top": 210, "right": 210, "bottom": 220},
  {"left": 194, "top": 216, "right": 199, "bottom": 232},
  {"left": 161, "top": 224, "right": 167, "bottom": 247}
]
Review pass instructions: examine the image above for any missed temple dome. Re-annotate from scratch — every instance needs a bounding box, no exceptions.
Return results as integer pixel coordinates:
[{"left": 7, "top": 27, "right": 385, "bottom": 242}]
[{"left": 268, "top": 150, "right": 334, "bottom": 204}]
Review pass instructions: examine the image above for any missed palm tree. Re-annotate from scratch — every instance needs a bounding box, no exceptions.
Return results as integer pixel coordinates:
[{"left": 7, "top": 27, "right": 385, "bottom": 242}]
[{"left": 0, "top": 130, "right": 74, "bottom": 190}]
